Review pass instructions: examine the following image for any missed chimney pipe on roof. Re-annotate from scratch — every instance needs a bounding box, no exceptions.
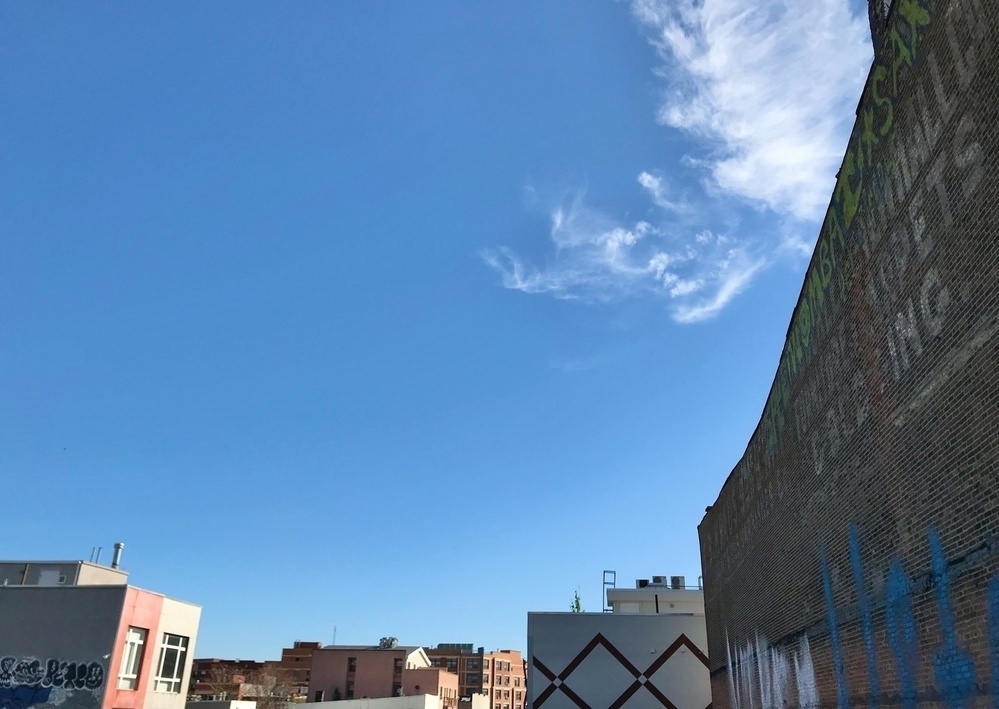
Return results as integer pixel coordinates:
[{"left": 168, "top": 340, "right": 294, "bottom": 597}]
[{"left": 111, "top": 542, "right": 125, "bottom": 569}]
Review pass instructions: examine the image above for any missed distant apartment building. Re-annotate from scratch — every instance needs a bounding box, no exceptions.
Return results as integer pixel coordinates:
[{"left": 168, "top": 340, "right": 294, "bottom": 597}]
[
  {"left": 190, "top": 641, "right": 323, "bottom": 701},
  {"left": 424, "top": 645, "right": 525, "bottom": 709},
  {"left": 296, "top": 694, "right": 467, "bottom": 709},
  {"left": 0, "top": 548, "right": 201, "bottom": 709},
  {"left": 527, "top": 574, "right": 709, "bottom": 709},
  {"left": 480, "top": 651, "right": 524, "bottom": 709},
  {"left": 308, "top": 639, "right": 457, "bottom": 708},
  {"left": 263, "top": 640, "right": 322, "bottom": 693},
  {"left": 424, "top": 645, "right": 480, "bottom": 698},
  {"left": 188, "top": 659, "right": 263, "bottom": 701},
  {"left": 402, "top": 667, "right": 458, "bottom": 708}
]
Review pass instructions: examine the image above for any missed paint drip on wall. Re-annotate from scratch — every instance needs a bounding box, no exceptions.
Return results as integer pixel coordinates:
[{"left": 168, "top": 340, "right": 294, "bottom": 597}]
[{"left": 726, "top": 633, "right": 818, "bottom": 709}]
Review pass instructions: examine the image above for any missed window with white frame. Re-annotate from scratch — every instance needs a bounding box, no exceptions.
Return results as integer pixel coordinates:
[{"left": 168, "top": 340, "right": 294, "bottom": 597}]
[
  {"left": 118, "top": 627, "right": 147, "bottom": 690},
  {"left": 153, "top": 633, "right": 189, "bottom": 693}
]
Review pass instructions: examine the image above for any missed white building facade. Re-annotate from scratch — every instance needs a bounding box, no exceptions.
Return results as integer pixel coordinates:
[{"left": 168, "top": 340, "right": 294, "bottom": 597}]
[{"left": 526, "top": 578, "right": 710, "bottom": 709}]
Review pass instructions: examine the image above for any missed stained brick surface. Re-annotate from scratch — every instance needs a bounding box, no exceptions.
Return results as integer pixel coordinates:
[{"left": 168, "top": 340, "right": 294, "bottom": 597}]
[{"left": 698, "top": 1, "right": 998, "bottom": 707}]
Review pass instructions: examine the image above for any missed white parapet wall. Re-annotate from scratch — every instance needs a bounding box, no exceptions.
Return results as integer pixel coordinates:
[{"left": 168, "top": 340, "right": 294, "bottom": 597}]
[
  {"left": 186, "top": 702, "right": 259, "bottom": 709},
  {"left": 294, "top": 695, "right": 440, "bottom": 709},
  {"left": 527, "top": 612, "right": 710, "bottom": 709}
]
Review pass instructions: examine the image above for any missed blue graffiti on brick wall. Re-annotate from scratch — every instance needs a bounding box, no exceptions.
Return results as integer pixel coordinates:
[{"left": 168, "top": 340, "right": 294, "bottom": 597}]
[
  {"left": 927, "top": 531, "right": 978, "bottom": 709},
  {"left": 885, "top": 558, "right": 919, "bottom": 709},
  {"left": 820, "top": 524, "right": 993, "bottom": 709},
  {"left": 988, "top": 577, "right": 999, "bottom": 705},
  {"left": 730, "top": 525, "right": 998, "bottom": 709},
  {"left": 0, "top": 657, "right": 105, "bottom": 709},
  {"left": 848, "top": 527, "right": 880, "bottom": 709},
  {"left": 820, "top": 546, "right": 850, "bottom": 709}
]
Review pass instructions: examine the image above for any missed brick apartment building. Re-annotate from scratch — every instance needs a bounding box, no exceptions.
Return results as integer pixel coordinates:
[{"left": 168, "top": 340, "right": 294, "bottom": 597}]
[
  {"left": 190, "top": 641, "right": 322, "bottom": 701},
  {"left": 424, "top": 645, "right": 525, "bottom": 709},
  {"left": 264, "top": 641, "right": 322, "bottom": 696}
]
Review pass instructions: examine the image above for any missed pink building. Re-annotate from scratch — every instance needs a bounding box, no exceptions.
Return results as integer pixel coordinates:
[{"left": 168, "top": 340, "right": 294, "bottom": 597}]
[
  {"left": 308, "top": 641, "right": 454, "bottom": 706},
  {"left": 403, "top": 668, "right": 458, "bottom": 709}
]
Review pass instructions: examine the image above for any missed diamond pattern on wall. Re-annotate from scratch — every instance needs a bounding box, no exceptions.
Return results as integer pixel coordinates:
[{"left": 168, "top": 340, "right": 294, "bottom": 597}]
[{"left": 532, "top": 632, "right": 711, "bottom": 709}]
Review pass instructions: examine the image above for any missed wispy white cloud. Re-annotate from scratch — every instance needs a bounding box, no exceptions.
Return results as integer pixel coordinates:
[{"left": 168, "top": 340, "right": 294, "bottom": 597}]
[
  {"left": 484, "top": 0, "right": 872, "bottom": 322},
  {"left": 672, "top": 252, "right": 766, "bottom": 323},
  {"left": 632, "top": 0, "right": 872, "bottom": 221},
  {"left": 482, "top": 191, "right": 766, "bottom": 321},
  {"left": 637, "top": 171, "right": 689, "bottom": 213}
]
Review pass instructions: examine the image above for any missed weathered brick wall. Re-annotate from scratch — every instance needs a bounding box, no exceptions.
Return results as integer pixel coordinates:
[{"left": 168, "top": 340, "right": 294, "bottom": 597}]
[{"left": 698, "top": 0, "right": 997, "bottom": 707}]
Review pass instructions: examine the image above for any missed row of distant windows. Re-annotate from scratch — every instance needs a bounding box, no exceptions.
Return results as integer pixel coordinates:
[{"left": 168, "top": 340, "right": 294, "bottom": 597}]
[
  {"left": 345, "top": 657, "right": 405, "bottom": 673},
  {"left": 438, "top": 662, "right": 519, "bottom": 686},
  {"left": 434, "top": 657, "right": 516, "bottom": 673},
  {"left": 480, "top": 659, "right": 512, "bottom": 671},
  {"left": 494, "top": 689, "right": 522, "bottom": 700},
  {"left": 459, "top": 673, "right": 520, "bottom": 688},
  {"left": 118, "top": 627, "right": 190, "bottom": 693}
]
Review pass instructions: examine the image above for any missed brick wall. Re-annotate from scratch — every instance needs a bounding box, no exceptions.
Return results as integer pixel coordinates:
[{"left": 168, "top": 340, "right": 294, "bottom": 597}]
[{"left": 697, "top": 1, "right": 998, "bottom": 708}]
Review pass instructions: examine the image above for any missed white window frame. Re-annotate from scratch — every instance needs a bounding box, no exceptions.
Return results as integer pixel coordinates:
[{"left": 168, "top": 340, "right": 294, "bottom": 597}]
[
  {"left": 153, "top": 633, "right": 189, "bottom": 693},
  {"left": 118, "top": 627, "right": 147, "bottom": 690}
]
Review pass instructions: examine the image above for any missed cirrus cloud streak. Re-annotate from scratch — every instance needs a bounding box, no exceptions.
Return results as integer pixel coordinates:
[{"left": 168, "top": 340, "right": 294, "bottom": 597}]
[{"left": 484, "top": 0, "right": 872, "bottom": 322}]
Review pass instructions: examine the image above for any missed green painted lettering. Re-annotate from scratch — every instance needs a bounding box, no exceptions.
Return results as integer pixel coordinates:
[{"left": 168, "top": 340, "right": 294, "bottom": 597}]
[
  {"left": 886, "top": 28, "right": 912, "bottom": 93},
  {"left": 807, "top": 270, "right": 825, "bottom": 318},
  {"left": 858, "top": 108, "right": 876, "bottom": 171},
  {"left": 819, "top": 239, "right": 834, "bottom": 288},
  {"left": 897, "top": 0, "right": 931, "bottom": 58},
  {"left": 871, "top": 65, "right": 894, "bottom": 136},
  {"left": 835, "top": 152, "right": 861, "bottom": 230}
]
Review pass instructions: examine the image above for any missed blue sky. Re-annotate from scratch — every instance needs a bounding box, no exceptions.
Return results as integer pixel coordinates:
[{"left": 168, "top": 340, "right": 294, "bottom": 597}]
[{"left": 1, "top": 2, "right": 872, "bottom": 659}]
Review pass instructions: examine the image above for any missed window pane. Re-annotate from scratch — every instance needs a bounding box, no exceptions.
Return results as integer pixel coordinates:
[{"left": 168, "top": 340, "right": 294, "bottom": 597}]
[
  {"left": 118, "top": 627, "right": 147, "bottom": 690},
  {"left": 154, "top": 633, "right": 189, "bottom": 693},
  {"left": 161, "top": 648, "right": 179, "bottom": 677}
]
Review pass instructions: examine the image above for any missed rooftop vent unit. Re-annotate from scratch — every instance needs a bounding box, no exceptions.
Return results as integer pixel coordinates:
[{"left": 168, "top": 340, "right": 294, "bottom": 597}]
[
  {"left": 636, "top": 579, "right": 649, "bottom": 589},
  {"left": 670, "top": 576, "right": 685, "bottom": 590},
  {"left": 651, "top": 576, "right": 668, "bottom": 585}
]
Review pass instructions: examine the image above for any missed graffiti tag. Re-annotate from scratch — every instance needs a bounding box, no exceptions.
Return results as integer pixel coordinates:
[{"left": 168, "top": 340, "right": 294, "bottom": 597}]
[{"left": 0, "top": 657, "right": 104, "bottom": 691}]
